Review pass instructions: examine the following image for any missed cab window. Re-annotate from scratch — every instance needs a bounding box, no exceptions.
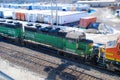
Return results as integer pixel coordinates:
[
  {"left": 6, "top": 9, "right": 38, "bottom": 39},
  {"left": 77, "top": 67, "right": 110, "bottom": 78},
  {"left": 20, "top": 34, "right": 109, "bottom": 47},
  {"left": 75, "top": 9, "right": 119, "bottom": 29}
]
[
  {"left": 68, "top": 39, "right": 76, "bottom": 44},
  {"left": 118, "top": 44, "right": 120, "bottom": 50}
]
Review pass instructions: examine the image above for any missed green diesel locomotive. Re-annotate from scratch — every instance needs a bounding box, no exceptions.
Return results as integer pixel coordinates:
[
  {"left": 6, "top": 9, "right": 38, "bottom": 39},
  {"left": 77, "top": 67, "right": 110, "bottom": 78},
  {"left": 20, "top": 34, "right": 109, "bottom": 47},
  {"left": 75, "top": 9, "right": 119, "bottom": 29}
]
[{"left": 0, "top": 19, "right": 120, "bottom": 71}]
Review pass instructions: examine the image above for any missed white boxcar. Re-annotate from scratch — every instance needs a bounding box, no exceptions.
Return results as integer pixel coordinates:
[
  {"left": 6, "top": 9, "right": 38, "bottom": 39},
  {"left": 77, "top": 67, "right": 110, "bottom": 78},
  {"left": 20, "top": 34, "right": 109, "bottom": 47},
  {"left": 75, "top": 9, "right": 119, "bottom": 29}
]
[
  {"left": 10, "top": 9, "right": 89, "bottom": 24},
  {"left": 56, "top": 11, "right": 88, "bottom": 25},
  {"left": 41, "top": 10, "right": 88, "bottom": 25},
  {"left": 0, "top": 8, "right": 16, "bottom": 18},
  {"left": 26, "top": 12, "right": 38, "bottom": 22}
]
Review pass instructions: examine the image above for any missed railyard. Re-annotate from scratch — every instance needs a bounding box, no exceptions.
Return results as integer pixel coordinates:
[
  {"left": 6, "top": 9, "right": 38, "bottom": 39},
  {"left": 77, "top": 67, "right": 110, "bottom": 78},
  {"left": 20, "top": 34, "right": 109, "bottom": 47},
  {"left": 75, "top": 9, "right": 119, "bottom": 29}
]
[
  {"left": 0, "top": 41, "right": 120, "bottom": 80},
  {"left": 0, "top": 0, "right": 120, "bottom": 80}
]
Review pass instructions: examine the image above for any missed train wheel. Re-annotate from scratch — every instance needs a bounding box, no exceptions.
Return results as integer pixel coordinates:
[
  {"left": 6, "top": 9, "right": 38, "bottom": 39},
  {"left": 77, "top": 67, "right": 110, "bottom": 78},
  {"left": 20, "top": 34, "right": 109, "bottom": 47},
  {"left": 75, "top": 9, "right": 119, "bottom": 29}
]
[
  {"left": 58, "top": 51, "right": 65, "bottom": 57},
  {"left": 106, "top": 63, "right": 115, "bottom": 71},
  {"left": 15, "top": 38, "right": 19, "bottom": 44},
  {"left": 90, "top": 54, "right": 98, "bottom": 65}
]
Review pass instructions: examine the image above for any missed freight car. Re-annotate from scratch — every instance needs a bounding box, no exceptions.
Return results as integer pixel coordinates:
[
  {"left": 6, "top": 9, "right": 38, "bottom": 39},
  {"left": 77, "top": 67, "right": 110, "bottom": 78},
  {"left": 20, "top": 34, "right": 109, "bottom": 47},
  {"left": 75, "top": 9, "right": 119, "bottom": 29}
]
[{"left": 0, "top": 19, "right": 120, "bottom": 71}]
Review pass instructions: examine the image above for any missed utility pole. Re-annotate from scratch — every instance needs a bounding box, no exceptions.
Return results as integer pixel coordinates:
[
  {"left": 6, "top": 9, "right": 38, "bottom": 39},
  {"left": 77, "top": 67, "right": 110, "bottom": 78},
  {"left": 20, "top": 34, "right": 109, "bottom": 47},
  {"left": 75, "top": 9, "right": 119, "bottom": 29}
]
[
  {"left": 51, "top": 0, "right": 58, "bottom": 27},
  {"left": 51, "top": 0, "right": 53, "bottom": 27},
  {"left": 55, "top": 0, "right": 58, "bottom": 26}
]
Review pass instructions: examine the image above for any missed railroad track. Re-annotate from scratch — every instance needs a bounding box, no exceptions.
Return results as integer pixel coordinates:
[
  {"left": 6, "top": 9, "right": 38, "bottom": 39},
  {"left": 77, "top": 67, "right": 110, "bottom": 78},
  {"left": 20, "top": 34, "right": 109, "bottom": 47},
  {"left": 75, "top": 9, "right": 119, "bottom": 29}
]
[
  {"left": 0, "top": 44, "right": 102, "bottom": 80},
  {"left": 0, "top": 40, "right": 120, "bottom": 80}
]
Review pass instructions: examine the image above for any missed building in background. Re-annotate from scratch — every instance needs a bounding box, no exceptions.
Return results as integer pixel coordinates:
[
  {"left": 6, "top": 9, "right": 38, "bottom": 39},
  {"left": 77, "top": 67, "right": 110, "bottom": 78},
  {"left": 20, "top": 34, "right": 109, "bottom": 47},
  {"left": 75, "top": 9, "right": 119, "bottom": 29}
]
[
  {"left": 76, "top": 0, "right": 117, "bottom": 7},
  {"left": 0, "top": 0, "right": 78, "bottom": 3}
]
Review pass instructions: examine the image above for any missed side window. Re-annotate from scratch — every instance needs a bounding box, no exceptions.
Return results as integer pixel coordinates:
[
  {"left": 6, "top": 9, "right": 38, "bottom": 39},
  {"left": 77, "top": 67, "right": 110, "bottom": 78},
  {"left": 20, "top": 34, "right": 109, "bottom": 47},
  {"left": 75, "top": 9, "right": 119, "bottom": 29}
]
[
  {"left": 68, "top": 39, "right": 75, "bottom": 44},
  {"left": 119, "top": 44, "right": 120, "bottom": 50}
]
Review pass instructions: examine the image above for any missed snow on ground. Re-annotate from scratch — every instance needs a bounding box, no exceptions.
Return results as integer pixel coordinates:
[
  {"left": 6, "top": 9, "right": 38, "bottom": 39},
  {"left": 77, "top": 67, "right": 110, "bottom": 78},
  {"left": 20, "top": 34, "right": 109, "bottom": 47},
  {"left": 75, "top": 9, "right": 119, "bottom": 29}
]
[
  {"left": 92, "top": 7, "right": 120, "bottom": 30},
  {"left": 0, "top": 58, "right": 46, "bottom": 80}
]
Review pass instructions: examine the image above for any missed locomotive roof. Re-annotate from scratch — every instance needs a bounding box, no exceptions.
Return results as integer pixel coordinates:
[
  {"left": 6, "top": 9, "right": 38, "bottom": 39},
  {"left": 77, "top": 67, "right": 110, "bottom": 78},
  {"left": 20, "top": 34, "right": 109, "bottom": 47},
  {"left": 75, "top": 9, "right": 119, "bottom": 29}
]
[
  {"left": 24, "top": 22, "right": 51, "bottom": 28},
  {"left": 0, "top": 19, "right": 86, "bottom": 40},
  {"left": 0, "top": 19, "right": 22, "bottom": 26},
  {"left": 65, "top": 30, "right": 85, "bottom": 40},
  {"left": 24, "top": 22, "right": 86, "bottom": 40}
]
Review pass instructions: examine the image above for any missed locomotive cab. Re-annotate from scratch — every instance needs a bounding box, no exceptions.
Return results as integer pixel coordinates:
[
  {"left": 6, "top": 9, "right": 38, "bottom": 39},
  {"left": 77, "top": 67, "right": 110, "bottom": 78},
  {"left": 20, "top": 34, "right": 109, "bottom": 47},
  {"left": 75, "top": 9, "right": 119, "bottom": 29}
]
[{"left": 105, "top": 37, "right": 120, "bottom": 71}]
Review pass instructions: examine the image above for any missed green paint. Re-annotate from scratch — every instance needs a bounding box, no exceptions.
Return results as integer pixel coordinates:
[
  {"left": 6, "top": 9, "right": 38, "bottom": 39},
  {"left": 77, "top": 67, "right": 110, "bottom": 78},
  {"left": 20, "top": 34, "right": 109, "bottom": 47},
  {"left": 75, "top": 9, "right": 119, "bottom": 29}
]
[{"left": 0, "top": 26, "right": 21, "bottom": 37}]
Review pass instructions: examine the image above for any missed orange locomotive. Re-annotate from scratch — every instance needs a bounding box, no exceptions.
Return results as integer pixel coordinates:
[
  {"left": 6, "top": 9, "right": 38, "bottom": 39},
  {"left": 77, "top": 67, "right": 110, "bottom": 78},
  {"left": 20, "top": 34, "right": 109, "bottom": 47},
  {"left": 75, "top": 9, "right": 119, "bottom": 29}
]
[
  {"left": 91, "top": 34, "right": 120, "bottom": 71},
  {"left": 105, "top": 36, "right": 120, "bottom": 71}
]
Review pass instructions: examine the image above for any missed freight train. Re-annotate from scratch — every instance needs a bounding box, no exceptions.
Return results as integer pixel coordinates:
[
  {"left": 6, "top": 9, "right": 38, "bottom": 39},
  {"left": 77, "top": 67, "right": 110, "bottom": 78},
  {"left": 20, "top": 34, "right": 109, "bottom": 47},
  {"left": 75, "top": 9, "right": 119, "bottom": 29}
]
[{"left": 0, "top": 19, "right": 120, "bottom": 71}]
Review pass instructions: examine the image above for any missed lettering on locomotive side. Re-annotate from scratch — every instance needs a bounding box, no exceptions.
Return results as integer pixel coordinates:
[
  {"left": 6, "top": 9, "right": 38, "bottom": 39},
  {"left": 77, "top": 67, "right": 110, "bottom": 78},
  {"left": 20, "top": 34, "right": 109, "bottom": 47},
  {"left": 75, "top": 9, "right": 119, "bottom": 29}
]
[
  {"left": 106, "top": 40, "right": 117, "bottom": 48},
  {"left": 25, "top": 33, "right": 35, "bottom": 38},
  {"left": 8, "top": 30, "right": 15, "bottom": 34}
]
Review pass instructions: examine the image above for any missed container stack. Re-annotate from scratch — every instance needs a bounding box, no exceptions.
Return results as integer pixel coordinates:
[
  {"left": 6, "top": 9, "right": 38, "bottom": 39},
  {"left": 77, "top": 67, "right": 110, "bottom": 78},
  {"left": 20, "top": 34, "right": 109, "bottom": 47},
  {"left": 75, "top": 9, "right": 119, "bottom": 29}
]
[
  {"left": 79, "top": 16, "right": 97, "bottom": 28},
  {"left": 11, "top": 9, "right": 88, "bottom": 25},
  {"left": 0, "top": 5, "right": 91, "bottom": 25}
]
